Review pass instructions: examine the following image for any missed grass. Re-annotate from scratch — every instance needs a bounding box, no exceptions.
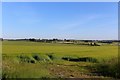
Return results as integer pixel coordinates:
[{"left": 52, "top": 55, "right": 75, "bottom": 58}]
[
  {"left": 88, "top": 57, "right": 119, "bottom": 78},
  {"left": 2, "top": 41, "right": 118, "bottom": 78}
]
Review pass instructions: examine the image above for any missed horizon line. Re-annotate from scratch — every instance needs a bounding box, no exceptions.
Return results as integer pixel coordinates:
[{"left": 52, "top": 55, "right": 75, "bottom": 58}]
[{"left": 1, "top": 38, "right": 119, "bottom": 41}]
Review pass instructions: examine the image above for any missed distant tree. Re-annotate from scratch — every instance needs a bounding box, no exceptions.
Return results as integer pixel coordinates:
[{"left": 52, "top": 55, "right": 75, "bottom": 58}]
[
  {"left": 64, "top": 39, "right": 67, "bottom": 41},
  {"left": 0, "top": 38, "right": 3, "bottom": 41},
  {"left": 29, "top": 38, "right": 36, "bottom": 41},
  {"left": 53, "top": 38, "right": 58, "bottom": 41}
]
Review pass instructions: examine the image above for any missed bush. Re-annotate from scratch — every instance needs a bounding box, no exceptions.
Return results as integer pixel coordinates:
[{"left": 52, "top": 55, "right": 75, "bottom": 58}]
[
  {"left": 93, "top": 57, "right": 119, "bottom": 78},
  {"left": 17, "top": 55, "right": 36, "bottom": 63},
  {"left": 32, "top": 54, "right": 52, "bottom": 62},
  {"left": 32, "top": 54, "right": 41, "bottom": 61},
  {"left": 62, "top": 56, "right": 98, "bottom": 63}
]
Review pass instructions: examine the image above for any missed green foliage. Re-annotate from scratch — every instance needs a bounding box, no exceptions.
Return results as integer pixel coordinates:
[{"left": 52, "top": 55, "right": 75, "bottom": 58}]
[
  {"left": 32, "top": 54, "right": 52, "bottom": 62},
  {"left": 17, "top": 55, "right": 36, "bottom": 63},
  {"left": 2, "top": 41, "right": 118, "bottom": 78},
  {"left": 62, "top": 56, "right": 98, "bottom": 63},
  {"left": 91, "top": 57, "right": 119, "bottom": 78}
]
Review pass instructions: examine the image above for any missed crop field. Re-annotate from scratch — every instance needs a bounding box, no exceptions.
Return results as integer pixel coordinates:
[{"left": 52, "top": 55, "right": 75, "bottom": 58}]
[{"left": 2, "top": 41, "right": 118, "bottom": 79}]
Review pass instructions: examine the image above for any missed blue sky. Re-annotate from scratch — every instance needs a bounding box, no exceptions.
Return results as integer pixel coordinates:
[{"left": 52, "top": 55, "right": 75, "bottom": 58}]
[{"left": 2, "top": 2, "right": 118, "bottom": 40}]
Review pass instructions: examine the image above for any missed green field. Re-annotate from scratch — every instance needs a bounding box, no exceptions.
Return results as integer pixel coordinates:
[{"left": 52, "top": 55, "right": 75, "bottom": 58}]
[{"left": 2, "top": 41, "right": 118, "bottom": 78}]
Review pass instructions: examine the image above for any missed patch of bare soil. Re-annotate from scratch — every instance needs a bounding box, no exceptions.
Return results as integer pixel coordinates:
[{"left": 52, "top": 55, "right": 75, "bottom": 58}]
[{"left": 48, "top": 63, "right": 105, "bottom": 78}]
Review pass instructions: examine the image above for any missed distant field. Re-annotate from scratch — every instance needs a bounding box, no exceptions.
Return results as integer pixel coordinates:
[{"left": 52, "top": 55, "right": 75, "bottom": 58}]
[{"left": 2, "top": 41, "right": 118, "bottom": 78}]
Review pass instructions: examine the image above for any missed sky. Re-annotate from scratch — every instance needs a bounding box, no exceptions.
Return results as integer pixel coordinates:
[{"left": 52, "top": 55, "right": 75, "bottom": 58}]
[{"left": 2, "top": 2, "right": 118, "bottom": 40}]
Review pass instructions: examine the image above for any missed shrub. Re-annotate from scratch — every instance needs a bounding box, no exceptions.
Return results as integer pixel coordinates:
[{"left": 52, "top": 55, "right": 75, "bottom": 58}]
[
  {"left": 32, "top": 54, "right": 41, "bottom": 61},
  {"left": 93, "top": 57, "right": 119, "bottom": 78},
  {"left": 62, "top": 56, "right": 98, "bottom": 63},
  {"left": 17, "top": 55, "right": 36, "bottom": 63}
]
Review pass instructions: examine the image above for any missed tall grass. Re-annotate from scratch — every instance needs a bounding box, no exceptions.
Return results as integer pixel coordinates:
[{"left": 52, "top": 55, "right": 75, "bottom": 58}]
[
  {"left": 92, "top": 57, "right": 119, "bottom": 78},
  {"left": 2, "top": 41, "right": 118, "bottom": 78}
]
